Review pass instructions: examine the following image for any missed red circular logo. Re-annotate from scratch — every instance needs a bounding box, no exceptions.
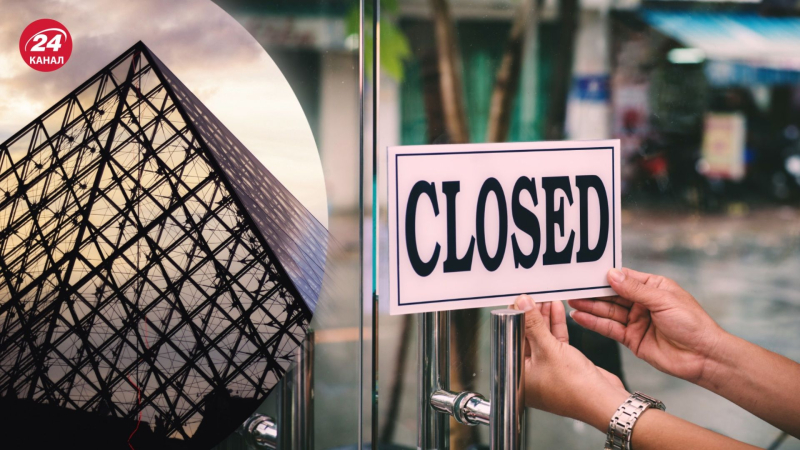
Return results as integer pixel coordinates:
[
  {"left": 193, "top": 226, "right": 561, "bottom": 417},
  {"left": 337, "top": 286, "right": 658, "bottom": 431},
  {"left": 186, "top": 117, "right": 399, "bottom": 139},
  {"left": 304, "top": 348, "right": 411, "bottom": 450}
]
[{"left": 19, "top": 19, "right": 72, "bottom": 72}]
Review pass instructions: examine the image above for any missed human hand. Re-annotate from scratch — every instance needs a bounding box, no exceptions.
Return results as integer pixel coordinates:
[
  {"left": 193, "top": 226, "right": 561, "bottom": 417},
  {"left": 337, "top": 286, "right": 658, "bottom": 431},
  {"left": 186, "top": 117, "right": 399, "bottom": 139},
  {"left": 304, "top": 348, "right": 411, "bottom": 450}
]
[
  {"left": 514, "top": 295, "right": 629, "bottom": 431},
  {"left": 568, "top": 268, "right": 725, "bottom": 384}
]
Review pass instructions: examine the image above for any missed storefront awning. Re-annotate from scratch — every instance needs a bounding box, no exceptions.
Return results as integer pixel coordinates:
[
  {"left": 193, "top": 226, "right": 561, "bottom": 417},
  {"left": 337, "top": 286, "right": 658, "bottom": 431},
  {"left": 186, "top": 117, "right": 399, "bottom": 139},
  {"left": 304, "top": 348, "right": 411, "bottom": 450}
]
[{"left": 642, "top": 11, "right": 800, "bottom": 74}]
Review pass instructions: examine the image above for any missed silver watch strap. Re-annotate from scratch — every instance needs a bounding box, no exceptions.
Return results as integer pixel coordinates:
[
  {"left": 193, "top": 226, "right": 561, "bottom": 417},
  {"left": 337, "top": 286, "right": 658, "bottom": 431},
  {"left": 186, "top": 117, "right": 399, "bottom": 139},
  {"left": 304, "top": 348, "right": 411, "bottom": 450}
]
[{"left": 604, "top": 392, "right": 666, "bottom": 450}]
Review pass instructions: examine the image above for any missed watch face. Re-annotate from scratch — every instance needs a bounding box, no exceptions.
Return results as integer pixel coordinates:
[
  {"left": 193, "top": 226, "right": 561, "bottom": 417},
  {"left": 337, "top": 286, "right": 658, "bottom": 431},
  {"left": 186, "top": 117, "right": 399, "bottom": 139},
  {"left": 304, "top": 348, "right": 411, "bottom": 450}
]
[{"left": 0, "top": 1, "right": 328, "bottom": 449}]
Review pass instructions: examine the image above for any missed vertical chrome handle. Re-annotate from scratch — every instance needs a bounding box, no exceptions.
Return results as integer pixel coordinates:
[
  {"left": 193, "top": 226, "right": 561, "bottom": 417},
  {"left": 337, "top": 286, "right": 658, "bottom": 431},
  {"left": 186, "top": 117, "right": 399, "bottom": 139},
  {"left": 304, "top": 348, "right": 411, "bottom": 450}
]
[
  {"left": 242, "top": 331, "right": 314, "bottom": 449},
  {"left": 279, "top": 330, "right": 315, "bottom": 450},
  {"left": 420, "top": 309, "right": 526, "bottom": 449},
  {"left": 490, "top": 309, "right": 525, "bottom": 450},
  {"left": 418, "top": 311, "right": 450, "bottom": 450}
]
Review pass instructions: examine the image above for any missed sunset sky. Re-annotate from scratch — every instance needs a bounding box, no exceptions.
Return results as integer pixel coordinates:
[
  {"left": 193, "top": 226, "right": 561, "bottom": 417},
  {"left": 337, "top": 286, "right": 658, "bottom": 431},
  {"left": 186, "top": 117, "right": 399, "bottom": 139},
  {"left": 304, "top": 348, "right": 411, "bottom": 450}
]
[{"left": 0, "top": 0, "right": 328, "bottom": 226}]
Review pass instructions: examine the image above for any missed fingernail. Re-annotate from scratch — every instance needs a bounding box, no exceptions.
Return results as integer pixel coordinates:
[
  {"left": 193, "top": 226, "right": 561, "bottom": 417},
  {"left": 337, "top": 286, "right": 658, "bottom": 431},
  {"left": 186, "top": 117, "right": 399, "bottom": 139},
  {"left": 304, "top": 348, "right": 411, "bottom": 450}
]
[
  {"left": 608, "top": 268, "right": 625, "bottom": 284},
  {"left": 516, "top": 295, "right": 534, "bottom": 311},
  {"left": 568, "top": 310, "right": 576, "bottom": 319}
]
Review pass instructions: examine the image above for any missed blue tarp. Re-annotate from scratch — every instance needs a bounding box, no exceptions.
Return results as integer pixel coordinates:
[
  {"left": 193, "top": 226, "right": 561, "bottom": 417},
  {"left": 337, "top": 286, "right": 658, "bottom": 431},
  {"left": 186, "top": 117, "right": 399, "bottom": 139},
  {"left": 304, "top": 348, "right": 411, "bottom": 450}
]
[{"left": 642, "top": 11, "right": 800, "bottom": 86}]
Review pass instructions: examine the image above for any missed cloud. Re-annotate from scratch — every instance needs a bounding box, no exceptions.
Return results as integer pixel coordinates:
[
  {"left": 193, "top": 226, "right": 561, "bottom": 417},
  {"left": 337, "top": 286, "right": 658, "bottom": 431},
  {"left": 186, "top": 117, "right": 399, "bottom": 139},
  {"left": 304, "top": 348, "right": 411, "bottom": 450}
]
[{"left": 0, "top": 0, "right": 327, "bottom": 225}]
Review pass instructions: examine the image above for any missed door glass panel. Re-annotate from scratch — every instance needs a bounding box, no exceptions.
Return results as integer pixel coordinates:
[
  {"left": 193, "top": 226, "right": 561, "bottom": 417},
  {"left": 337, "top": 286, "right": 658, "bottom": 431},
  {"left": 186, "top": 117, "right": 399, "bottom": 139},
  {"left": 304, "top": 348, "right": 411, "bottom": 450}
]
[{"left": 211, "top": 0, "right": 364, "bottom": 448}]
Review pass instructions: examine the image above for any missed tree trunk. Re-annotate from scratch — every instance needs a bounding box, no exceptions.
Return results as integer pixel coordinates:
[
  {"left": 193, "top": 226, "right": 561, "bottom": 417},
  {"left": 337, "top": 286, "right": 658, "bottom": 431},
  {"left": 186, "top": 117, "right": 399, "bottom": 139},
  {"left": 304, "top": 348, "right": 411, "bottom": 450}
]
[
  {"left": 422, "top": 51, "right": 448, "bottom": 143},
  {"left": 430, "top": 0, "right": 470, "bottom": 144},
  {"left": 544, "top": 0, "right": 579, "bottom": 140},
  {"left": 486, "top": 0, "right": 537, "bottom": 143},
  {"left": 430, "top": 2, "right": 478, "bottom": 446}
]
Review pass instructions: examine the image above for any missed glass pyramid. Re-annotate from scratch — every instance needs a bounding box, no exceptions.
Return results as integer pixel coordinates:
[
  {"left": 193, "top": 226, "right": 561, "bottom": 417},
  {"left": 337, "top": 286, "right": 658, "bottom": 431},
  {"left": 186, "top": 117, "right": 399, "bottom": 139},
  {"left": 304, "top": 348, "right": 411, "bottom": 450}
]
[{"left": 0, "top": 41, "right": 327, "bottom": 443}]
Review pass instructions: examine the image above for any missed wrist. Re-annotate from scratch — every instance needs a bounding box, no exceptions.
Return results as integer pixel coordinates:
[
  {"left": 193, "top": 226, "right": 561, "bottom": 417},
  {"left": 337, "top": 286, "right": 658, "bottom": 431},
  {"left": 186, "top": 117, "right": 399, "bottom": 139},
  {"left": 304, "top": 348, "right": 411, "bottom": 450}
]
[
  {"left": 697, "top": 328, "right": 736, "bottom": 388},
  {"left": 582, "top": 387, "right": 630, "bottom": 432}
]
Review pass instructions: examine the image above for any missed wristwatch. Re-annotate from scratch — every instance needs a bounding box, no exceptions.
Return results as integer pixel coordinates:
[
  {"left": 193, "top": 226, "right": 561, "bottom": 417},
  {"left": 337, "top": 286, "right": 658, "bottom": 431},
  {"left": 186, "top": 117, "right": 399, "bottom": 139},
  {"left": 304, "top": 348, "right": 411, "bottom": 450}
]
[{"left": 604, "top": 392, "right": 666, "bottom": 450}]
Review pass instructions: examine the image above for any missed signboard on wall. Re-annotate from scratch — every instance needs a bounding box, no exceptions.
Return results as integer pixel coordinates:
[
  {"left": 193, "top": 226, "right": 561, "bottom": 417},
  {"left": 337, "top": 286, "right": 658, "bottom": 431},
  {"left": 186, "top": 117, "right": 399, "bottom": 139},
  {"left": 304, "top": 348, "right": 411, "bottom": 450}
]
[
  {"left": 387, "top": 140, "right": 622, "bottom": 315},
  {"left": 700, "top": 113, "right": 746, "bottom": 181}
]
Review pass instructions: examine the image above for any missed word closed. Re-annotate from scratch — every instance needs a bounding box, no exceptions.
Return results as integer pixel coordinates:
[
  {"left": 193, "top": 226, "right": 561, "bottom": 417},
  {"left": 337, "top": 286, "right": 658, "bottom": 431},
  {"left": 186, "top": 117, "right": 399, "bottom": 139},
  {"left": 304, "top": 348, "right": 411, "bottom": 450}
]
[{"left": 388, "top": 140, "right": 621, "bottom": 315}]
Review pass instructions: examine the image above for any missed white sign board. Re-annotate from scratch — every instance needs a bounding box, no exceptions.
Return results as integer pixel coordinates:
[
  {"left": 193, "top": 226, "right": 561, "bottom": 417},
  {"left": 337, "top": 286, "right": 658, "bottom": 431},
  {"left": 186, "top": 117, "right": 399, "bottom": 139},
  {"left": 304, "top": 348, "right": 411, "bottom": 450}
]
[{"left": 387, "top": 140, "right": 621, "bottom": 315}]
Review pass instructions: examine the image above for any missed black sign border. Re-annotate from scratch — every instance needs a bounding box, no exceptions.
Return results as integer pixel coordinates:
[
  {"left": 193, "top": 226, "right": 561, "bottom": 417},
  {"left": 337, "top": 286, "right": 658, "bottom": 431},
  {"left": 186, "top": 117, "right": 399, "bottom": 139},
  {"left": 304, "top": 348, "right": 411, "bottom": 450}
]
[{"left": 395, "top": 146, "right": 616, "bottom": 307}]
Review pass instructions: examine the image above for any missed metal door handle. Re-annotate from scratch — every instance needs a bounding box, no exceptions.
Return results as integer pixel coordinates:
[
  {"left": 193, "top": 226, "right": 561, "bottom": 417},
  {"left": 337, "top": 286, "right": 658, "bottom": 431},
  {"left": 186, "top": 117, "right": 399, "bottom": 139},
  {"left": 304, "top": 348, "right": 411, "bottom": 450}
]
[
  {"left": 241, "top": 414, "right": 279, "bottom": 449},
  {"left": 241, "top": 331, "right": 315, "bottom": 450},
  {"left": 419, "top": 309, "right": 526, "bottom": 450},
  {"left": 430, "top": 390, "right": 490, "bottom": 426},
  {"left": 491, "top": 309, "right": 525, "bottom": 449}
]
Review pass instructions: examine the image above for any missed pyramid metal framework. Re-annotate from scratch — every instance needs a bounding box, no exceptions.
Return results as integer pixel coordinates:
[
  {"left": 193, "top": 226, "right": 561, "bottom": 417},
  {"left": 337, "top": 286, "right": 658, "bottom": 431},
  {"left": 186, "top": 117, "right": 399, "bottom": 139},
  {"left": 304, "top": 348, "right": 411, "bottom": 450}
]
[{"left": 0, "top": 42, "right": 328, "bottom": 440}]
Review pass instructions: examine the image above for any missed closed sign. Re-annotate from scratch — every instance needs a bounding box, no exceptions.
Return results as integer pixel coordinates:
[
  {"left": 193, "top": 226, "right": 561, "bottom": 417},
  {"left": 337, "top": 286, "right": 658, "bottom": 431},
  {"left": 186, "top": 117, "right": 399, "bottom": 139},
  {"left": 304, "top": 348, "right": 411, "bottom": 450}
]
[{"left": 387, "top": 140, "right": 621, "bottom": 315}]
